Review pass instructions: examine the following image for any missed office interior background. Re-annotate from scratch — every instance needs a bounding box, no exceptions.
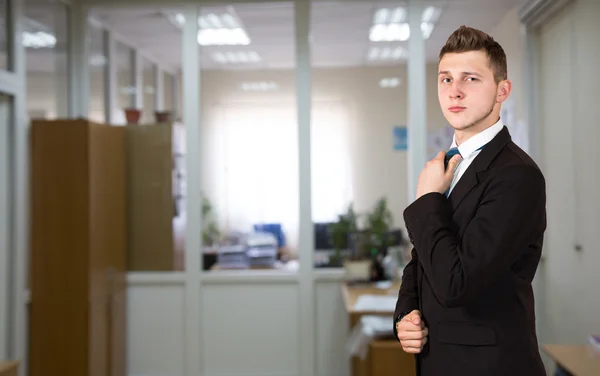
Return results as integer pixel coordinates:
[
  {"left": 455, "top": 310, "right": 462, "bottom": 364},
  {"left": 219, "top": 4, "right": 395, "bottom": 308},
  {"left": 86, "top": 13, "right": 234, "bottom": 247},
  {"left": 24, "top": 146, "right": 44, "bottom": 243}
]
[{"left": 0, "top": 0, "right": 599, "bottom": 375}]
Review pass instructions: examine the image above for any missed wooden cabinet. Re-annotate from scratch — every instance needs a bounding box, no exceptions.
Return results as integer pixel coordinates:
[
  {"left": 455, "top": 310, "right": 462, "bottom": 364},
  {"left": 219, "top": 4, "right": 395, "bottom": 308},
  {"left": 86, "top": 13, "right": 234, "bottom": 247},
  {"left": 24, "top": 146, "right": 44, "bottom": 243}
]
[
  {"left": 29, "top": 119, "right": 126, "bottom": 376},
  {"left": 125, "top": 124, "right": 175, "bottom": 271},
  {"left": 369, "top": 340, "right": 415, "bottom": 376}
]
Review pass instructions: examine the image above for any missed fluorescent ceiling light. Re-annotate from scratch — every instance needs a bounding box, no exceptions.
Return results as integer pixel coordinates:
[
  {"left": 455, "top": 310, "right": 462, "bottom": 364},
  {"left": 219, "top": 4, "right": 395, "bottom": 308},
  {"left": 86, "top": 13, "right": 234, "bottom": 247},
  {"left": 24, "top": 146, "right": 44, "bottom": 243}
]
[
  {"left": 422, "top": 6, "right": 442, "bottom": 24},
  {"left": 379, "top": 78, "right": 401, "bottom": 88},
  {"left": 211, "top": 51, "right": 261, "bottom": 64},
  {"left": 171, "top": 12, "right": 251, "bottom": 46},
  {"left": 421, "top": 22, "right": 435, "bottom": 40},
  {"left": 370, "top": 6, "right": 440, "bottom": 42},
  {"left": 22, "top": 31, "right": 56, "bottom": 49},
  {"left": 370, "top": 23, "right": 411, "bottom": 42},
  {"left": 241, "top": 81, "right": 278, "bottom": 92},
  {"left": 373, "top": 8, "right": 389, "bottom": 24},
  {"left": 367, "top": 46, "right": 407, "bottom": 62},
  {"left": 390, "top": 7, "right": 407, "bottom": 23},
  {"left": 198, "top": 28, "right": 250, "bottom": 46},
  {"left": 373, "top": 7, "right": 406, "bottom": 24},
  {"left": 205, "top": 13, "right": 223, "bottom": 28}
]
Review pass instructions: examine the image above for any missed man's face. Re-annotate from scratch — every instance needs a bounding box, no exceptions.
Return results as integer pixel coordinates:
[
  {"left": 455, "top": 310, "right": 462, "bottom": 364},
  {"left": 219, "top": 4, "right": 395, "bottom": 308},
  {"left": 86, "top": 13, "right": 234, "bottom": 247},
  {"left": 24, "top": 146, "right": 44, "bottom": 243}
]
[{"left": 438, "top": 50, "right": 507, "bottom": 133}]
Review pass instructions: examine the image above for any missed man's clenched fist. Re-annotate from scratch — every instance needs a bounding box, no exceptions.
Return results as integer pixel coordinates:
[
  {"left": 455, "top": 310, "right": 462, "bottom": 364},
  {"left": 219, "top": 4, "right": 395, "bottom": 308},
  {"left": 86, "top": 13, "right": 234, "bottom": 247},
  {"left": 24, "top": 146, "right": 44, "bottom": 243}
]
[{"left": 396, "top": 310, "right": 429, "bottom": 354}]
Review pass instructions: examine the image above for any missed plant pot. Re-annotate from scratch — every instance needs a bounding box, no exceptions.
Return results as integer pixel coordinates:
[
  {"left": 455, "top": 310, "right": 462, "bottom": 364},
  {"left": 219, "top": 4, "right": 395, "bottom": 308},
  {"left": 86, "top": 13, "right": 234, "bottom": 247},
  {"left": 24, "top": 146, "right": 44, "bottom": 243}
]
[
  {"left": 155, "top": 111, "right": 171, "bottom": 123},
  {"left": 124, "top": 108, "right": 141, "bottom": 124},
  {"left": 343, "top": 259, "right": 371, "bottom": 281}
]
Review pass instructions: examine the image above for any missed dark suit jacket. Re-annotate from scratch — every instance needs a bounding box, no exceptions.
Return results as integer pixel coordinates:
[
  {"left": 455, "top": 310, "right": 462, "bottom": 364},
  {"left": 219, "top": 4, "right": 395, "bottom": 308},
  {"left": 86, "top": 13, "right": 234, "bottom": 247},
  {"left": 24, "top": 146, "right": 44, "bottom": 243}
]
[{"left": 394, "top": 127, "right": 547, "bottom": 376}]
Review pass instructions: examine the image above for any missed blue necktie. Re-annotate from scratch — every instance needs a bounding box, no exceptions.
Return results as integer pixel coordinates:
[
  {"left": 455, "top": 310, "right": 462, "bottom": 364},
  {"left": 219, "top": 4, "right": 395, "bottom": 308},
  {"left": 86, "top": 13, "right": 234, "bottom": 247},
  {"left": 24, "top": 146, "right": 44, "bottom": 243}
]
[
  {"left": 444, "top": 145, "right": 486, "bottom": 197},
  {"left": 444, "top": 147, "right": 461, "bottom": 170},
  {"left": 444, "top": 147, "right": 461, "bottom": 197}
]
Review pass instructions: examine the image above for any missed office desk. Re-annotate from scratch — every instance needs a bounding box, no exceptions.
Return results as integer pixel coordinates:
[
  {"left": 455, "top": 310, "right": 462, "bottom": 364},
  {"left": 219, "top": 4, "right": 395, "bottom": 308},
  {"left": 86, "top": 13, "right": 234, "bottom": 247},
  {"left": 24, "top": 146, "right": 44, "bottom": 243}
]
[
  {"left": 543, "top": 344, "right": 600, "bottom": 376},
  {"left": 342, "top": 282, "right": 415, "bottom": 376},
  {"left": 0, "top": 361, "right": 18, "bottom": 376}
]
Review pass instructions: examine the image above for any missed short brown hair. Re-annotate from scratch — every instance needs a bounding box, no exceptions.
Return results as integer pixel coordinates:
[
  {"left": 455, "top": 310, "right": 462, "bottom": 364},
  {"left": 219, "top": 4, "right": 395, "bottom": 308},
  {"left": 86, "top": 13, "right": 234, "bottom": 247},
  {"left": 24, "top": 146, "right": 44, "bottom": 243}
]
[{"left": 439, "top": 25, "right": 507, "bottom": 83}]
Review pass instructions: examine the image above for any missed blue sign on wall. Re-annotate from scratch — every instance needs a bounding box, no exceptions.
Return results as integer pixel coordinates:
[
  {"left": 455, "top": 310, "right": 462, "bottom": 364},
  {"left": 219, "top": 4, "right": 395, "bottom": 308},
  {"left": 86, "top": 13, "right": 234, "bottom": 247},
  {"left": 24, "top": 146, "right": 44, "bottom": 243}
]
[{"left": 393, "top": 126, "right": 408, "bottom": 150}]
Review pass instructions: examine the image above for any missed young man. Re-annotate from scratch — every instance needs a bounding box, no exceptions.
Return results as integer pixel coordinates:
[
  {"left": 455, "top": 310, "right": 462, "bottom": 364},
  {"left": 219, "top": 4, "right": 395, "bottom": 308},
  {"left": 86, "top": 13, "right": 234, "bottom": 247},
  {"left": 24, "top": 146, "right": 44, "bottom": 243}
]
[{"left": 393, "top": 26, "right": 547, "bottom": 376}]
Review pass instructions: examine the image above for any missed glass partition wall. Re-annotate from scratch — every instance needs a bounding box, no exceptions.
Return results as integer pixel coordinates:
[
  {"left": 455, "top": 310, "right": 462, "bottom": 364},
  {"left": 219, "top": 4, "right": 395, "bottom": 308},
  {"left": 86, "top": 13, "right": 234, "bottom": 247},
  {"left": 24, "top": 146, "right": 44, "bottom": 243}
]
[
  {"left": 83, "top": 1, "right": 436, "bottom": 276},
  {"left": 196, "top": 2, "right": 299, "bottom": 273},
  {"left": 25, "top": 0, "right": 68, "bottom": 119}
]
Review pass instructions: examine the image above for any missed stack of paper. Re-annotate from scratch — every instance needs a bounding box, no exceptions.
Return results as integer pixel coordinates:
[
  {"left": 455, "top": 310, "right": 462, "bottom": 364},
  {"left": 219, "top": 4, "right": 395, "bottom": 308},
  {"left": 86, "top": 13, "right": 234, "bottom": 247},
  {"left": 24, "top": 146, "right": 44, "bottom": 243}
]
[{"left": 353, "top": 294, "right": 397, "bottom": 312}]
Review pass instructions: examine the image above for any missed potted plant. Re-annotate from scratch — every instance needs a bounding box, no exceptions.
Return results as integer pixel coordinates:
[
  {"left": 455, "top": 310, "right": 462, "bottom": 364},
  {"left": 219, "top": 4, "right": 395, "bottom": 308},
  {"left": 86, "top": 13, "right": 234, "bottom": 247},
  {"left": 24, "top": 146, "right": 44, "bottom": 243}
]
[
  {"left": 328, "top": 203, "right": 372, "bottom": 279},
  {"left": 366, "top": 197, "right": 394, "bottom": 254},
  {"left": 328, "top": 203, "right": 358, "bottom": 267},
  {"left": 364, "top": 197, "right": 394, "bottom": 280},
  {"left": 201, "top": 194, "right": 221, "bottom": 247},
  {"left": 124, "top": 108, "right": 142, "bottom": 124},
  {"left": 155, "top": 111, "right": 171, "bottom": 123}
]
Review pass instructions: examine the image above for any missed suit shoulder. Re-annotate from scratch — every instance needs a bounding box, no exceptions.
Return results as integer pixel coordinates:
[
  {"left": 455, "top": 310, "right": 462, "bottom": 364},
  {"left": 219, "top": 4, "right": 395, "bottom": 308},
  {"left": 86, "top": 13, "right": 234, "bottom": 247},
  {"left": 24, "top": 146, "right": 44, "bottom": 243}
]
[
  {"left": 506, "top": 142, "right": 539, "bottom": 168},
  {"left": 489, "top": 143, "right": 546, "bottom": 191},
  {"left": 497, "top": 141, "right": 543, "bottom": 172}
]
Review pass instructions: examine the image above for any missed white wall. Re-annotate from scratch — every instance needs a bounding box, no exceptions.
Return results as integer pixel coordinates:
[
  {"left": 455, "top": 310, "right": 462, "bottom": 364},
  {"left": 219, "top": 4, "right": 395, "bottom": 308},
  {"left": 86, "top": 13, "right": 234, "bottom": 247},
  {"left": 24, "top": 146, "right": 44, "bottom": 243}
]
[
  {"left": 126, "top": 273, "right": 349, "bottom": 376},
  {"left": 314, "top": 278, "right": 350, "bottom": 376},
  {"left": 127, "top": 279, "right": 186, "bottom": 376},
  {"left": 490, "top": 6, "right": 526, "bottom": 127},
  {"left": 489, "top": 6, "right": 530, "bottom": 154},
  {"left": 537, "top": 0, "right": 600, "bottom": 350},
  {"left": 202, "top": 281, "right": 301, "bottom": 376}
]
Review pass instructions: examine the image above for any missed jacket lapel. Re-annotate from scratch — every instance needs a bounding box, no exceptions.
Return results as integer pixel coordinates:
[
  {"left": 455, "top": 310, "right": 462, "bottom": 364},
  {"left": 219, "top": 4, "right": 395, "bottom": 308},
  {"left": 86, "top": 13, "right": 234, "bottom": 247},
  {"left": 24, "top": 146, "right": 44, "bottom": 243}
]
[{"left": 449, "top": 126, "right": 512, "bottom": 210}]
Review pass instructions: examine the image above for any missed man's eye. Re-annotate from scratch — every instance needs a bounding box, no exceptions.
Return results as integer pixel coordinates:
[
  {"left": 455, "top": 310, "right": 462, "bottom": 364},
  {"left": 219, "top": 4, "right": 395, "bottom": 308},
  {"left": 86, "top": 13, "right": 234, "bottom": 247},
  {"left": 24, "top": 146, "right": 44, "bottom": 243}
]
[
  {"left": 441, "top": 78, "right": 451, "bottom": 83},
  {"left": 467, "top": 77, "right": 478, "bottom": 82}
]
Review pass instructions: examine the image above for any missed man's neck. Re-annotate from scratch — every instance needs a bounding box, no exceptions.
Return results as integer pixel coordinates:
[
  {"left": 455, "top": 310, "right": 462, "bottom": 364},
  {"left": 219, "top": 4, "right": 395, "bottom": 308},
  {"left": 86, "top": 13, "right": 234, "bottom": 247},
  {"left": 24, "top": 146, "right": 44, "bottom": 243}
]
[{"left": 455, "top": 116, "right": 500, "bottom": 146}]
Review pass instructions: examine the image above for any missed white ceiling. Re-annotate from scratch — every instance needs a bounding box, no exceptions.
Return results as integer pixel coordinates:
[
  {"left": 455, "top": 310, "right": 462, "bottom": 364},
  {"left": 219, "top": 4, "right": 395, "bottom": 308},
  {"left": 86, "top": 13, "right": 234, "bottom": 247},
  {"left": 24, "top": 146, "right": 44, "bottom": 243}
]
[
  {"left": 89, "top": 0, "right": 527, "bottom": 72},
  {"left": 21, "top": 0, "right": 527, "bottom": 73}
]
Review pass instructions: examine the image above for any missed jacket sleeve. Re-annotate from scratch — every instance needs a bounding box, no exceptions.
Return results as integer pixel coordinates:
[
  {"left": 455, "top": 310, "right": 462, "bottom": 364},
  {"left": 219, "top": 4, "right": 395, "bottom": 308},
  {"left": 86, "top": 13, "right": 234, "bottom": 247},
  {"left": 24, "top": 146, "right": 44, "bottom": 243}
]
[
  {"left": 403, "top": 165, "right": 546, "bottom": 308},
  {"left": 393, "top": 247, "right": 420, "bottom": 340}
]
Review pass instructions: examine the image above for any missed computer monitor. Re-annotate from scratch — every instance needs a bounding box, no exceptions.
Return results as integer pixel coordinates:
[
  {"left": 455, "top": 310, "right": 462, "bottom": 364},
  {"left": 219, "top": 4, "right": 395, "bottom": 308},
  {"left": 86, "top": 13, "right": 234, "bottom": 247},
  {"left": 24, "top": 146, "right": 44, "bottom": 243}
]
[{"left": 314, "top": 222, "right": 335, "bottom": 250}]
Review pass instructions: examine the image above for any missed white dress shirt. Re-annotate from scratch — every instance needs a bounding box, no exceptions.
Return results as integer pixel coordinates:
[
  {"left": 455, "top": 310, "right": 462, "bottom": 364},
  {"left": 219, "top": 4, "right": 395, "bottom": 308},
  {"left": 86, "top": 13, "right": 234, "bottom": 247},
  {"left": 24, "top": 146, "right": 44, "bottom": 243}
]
[{"left": 447, "top": 119, "right": 504, "bottom": 196}]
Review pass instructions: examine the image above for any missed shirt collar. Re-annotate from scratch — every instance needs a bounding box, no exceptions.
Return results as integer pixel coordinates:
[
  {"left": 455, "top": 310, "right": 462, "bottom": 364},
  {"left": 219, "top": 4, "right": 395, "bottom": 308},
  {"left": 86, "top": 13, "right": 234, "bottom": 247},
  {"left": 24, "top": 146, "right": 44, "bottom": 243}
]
[{"left": 450, "top": 118, "right": 504, "bottom": 158}]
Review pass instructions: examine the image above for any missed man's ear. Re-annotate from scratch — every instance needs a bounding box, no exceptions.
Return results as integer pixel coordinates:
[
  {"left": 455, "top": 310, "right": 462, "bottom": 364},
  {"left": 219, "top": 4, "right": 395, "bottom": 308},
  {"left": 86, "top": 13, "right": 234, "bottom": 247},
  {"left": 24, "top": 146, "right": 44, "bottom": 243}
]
[{"left": 496, "top": 79, "right": 512, "bottom": 103}]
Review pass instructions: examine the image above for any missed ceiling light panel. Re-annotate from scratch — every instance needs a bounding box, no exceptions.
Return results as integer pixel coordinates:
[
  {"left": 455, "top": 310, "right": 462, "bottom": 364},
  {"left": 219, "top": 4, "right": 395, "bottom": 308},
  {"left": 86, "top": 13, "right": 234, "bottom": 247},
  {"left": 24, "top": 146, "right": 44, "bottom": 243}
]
[
  {"left": 367, "top": 46, "right": 407, "bottom": 62},
  {"left": 170, "top": 11, "right": 251, "bottom": 46},
  {"left": 369, "top": 6, "right": 441, "bottom": 42},
  {"left": 211, "top": 51, "right": 261, "bottom": 64},
  {"left": 198, "top": 28, "right": 250, "bottom": 46},
  {"left": 421, "top": 6, "right": 442, "bottom": 24},
  {"left": 379, "top": 78, "right": 401, "bottom": 88},
  {"left": 421, "top": 22, "right": 435, "bottom": 40},
  {"left": 22, "top": 31, "right": 56, "bottom": 49},
  {"left": 241, "top": 81, "right": 278, "bottom": 92}
]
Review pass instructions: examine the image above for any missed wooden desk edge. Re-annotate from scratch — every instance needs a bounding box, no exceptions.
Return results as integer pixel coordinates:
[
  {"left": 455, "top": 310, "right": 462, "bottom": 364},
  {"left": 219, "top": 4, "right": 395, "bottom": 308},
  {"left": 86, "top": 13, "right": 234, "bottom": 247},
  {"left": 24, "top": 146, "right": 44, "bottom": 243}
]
[
  {"left": 341, "top": 281, "right": 401, "bottom": 315},
  {"left": 543, "top": 344, "right": 600, "bottom": 376},
  {"left": 0, "top": 361, "right": 18, "bottom": 373}
]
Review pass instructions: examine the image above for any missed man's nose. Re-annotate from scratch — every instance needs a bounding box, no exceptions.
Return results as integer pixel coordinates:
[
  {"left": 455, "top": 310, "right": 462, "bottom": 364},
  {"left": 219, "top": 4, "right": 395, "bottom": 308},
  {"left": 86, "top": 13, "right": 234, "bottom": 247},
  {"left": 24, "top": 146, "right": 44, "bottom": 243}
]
[{"left": 449, "top": 84, "right": 464, "bottom": 99}]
